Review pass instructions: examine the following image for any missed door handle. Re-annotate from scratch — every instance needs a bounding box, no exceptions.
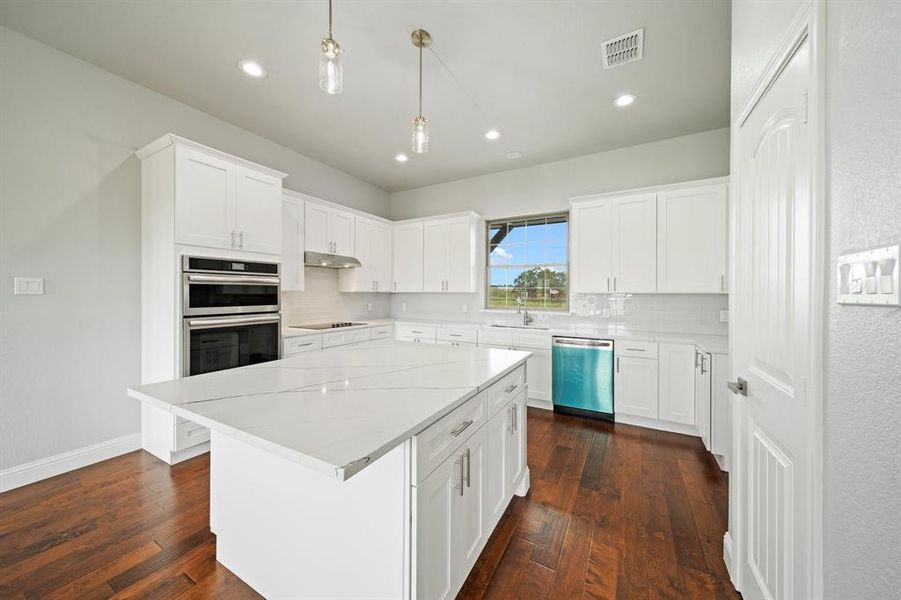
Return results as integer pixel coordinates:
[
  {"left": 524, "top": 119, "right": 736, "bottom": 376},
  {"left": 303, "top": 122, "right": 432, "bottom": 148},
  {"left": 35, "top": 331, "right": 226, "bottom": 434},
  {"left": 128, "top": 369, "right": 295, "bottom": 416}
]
[
  {"left": 695, "top": 349, "right": 701, "bottom": 368},
  {"left": 616, "top": 356, "right": 620, "bottom": 373},
  {"left": 727, "top": 377, "right": 748, "bottom": 396}
]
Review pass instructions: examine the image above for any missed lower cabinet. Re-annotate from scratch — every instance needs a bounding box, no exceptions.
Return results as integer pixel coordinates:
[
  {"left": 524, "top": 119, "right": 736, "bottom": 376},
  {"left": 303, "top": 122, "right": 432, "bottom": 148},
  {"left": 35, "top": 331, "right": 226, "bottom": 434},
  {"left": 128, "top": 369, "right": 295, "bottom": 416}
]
[
  {"left": 614, "top": 355, "right": 659, "bottom": 418},
  {"left": 477, "top": 341, "right": 551, "bottom": 404},
  {"left": 657, "top": 342, "right": 696, "bottom": 425},
  {"left": 414, "top": 384, "right": 527, "bottom": 600},
  {"left": 694, "top": 349, "right": 713, "bottom": 450}
]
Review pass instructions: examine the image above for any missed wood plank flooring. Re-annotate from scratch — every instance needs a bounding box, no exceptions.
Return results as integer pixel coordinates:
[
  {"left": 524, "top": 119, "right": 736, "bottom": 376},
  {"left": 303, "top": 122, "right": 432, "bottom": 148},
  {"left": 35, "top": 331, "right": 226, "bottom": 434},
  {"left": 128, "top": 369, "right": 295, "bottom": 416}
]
[{"left": 0, "top": 409, "right": 738, "bottom": 599}]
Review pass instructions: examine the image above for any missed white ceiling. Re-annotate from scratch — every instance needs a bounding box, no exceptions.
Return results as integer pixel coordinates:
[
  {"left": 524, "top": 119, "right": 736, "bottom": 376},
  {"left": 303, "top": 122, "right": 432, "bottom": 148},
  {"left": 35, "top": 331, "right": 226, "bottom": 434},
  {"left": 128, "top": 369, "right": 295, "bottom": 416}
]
[{"left": 0, "top": 1, "right": 731, "bottom": 192}]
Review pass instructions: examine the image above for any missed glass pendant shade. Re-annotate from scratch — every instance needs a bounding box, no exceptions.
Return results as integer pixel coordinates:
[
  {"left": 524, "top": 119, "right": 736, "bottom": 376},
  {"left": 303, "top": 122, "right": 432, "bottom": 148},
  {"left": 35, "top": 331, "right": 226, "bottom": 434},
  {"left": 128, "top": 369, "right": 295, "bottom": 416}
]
[
  {"left": 412, "top": 115, "right": 429, "bottom": 154},
  {"left": 319, "top": 37, "right": 343, "bottom": 94}
]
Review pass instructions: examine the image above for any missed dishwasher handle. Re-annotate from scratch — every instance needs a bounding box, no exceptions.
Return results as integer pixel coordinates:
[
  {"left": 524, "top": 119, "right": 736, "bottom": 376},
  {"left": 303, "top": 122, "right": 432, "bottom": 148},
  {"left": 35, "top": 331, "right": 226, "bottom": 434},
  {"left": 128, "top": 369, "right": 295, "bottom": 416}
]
[{"left": 553, "top": 337, "right": 613, "bottom": 349}]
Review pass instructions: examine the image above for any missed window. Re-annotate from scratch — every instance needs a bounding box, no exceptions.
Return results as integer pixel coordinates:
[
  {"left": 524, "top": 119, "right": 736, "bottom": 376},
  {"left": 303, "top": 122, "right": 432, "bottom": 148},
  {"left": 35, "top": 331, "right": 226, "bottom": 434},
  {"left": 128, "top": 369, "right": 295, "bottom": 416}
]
[{"left": 486, "top": 212, "right": 568, "bottom": 311}]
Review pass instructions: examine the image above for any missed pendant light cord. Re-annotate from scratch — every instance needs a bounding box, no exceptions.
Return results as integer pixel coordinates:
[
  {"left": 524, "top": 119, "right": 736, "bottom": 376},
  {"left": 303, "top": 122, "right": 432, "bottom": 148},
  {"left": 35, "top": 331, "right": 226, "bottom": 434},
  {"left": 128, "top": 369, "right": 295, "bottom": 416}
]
[
  {"left": 418, "top": 44, "right": 423, "bottom": 118},
  {"left": 328, "top": 0, "right": 333, "bottom": 38}
]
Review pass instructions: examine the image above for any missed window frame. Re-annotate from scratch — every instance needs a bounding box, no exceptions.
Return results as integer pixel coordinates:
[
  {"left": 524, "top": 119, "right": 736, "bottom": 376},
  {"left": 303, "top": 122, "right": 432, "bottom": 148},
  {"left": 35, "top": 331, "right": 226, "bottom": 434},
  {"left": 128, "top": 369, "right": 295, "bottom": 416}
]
[{"left": 484, "top": 211, "right": 570, "bottom": 312}]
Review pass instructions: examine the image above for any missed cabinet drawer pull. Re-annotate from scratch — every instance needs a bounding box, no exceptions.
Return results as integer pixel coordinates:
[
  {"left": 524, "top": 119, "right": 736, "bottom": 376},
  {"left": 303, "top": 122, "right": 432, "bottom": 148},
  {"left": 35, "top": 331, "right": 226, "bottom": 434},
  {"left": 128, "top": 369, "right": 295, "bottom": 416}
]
[
  {"left": 504, "top": 383, "right": 519, "bottom": 394},
  {"left": 625, "top": 347, "right": 645, "bottom": 352},
  {"left": 451, "top": 419, "right": 474, "bottom": 437},
  {"left": 294, "top": 341, "right": 314, "bottom": 347},
  {"left": 449, "top": 333, "right": 462, "bottom": 338}
]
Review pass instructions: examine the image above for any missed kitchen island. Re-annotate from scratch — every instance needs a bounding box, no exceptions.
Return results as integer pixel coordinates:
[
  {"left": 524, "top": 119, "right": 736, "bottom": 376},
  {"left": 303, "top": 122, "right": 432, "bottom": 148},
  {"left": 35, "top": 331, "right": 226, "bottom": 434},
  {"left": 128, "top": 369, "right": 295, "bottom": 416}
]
[{"left": 128, "top": 342, "right": 531, "bottom": 599}]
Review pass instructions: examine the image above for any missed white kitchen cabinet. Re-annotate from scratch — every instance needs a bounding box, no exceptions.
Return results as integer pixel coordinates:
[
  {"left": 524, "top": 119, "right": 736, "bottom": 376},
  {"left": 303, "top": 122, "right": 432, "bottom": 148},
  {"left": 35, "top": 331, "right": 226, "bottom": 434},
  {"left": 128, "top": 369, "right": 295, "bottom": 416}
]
[
  {"left": 415, "top": 451, "right": 456, "bottom": 600},
  {"left": 172, "top": 142, "right": 284, "bottom": 255},
  {"left": 694, "top": 348, "right": 712, "bottom": 450},
  {"left": 614, "top": 355, "right": 659, "bottom": 418},
  {"left": 305, "top": 202, "right": 354, "bottom": 256},
  {"left": 478, "top": 330, "right": 550, "bottom": 403},
  {"left": 393, "top": 221, "right": 424, "bottom": 292},
  {"left": 571, "top": 193, "right": 656, "bottom": 294},
  {"left": 505, "top": 395, "right": 527, "bottom": 494},
  {"left": 281, "top": 193, "right": 305, "bottom": 291},
  {"left": 423, "top": 215, "right": 480, "bottom": 293},
  {"left": 484, "top": 392, "right": 527, "bottom": 531},
  {"left": 455, "top": 427, "right": 487, "bottom": 580},
  {"left": 710, "top": 353, "right": 731, "bottom": 469},
  {"left": 658, "top": 342, "right": 696, "bottom": 425},
  {"left": 235, "top": 166, "right": 282, "bottom": 254},
  {"left": 657, "top": 184, "right": 728, "bottom": 293},
  {"left": 339, "top": 216, "right": 392, "bottom": 292}
]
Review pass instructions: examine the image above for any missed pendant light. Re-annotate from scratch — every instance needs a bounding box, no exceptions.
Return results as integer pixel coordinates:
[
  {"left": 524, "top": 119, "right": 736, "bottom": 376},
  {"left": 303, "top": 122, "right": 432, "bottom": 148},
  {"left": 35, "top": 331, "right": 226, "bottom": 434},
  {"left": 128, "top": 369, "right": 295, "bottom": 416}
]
[
  {"left": 411, "top": 29, "right": 431, "bottom": 153},
  {"left": 319, "top": 0, "right": 343, "bottom": 94}
]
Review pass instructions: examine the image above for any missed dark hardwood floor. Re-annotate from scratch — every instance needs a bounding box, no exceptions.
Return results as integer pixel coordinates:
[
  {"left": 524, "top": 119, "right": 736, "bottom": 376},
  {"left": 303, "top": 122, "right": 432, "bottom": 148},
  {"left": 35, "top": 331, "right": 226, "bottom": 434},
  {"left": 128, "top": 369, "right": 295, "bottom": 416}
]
[{"left": 0, "top": 408, "right": 737, "bottom": 599}]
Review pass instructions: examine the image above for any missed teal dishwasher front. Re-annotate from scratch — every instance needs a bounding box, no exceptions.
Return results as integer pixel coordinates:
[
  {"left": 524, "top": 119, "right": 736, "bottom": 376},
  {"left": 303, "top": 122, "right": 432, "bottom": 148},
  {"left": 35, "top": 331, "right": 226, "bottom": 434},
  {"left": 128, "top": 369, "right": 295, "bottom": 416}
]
[{"left": 551, "top": 337, "right": 614, "bottom": 420}]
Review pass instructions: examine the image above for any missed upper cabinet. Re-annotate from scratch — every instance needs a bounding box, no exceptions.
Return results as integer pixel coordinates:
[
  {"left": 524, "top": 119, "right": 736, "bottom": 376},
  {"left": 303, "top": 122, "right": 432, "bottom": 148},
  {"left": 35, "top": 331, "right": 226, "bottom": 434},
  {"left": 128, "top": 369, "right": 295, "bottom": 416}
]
[
  {"left": 393, "top": 221, "right": 425, "bottom": 292},
  {"left": 657, "top": 184, "right": 728, "bottom": 293},
  {"left": 305, "top": 202, "right": 355, "bottom": 256},
  {"left": 423, "top": 215, "right": 480, "bottom": 293},
  {"left": 570, "top": 179, "right": 728, "bottom": 295},
  {"left": 571, "top": 193, "right": 656, "bottom": 294},
  {"left": 281, "top": 192, "right": 305, "bottom": 292},
  {"left": 339, "top": 216, "right": 392, "bottom": 292},
  {"left": 137, "top": 135, "right": 286, "bottom": 256}
]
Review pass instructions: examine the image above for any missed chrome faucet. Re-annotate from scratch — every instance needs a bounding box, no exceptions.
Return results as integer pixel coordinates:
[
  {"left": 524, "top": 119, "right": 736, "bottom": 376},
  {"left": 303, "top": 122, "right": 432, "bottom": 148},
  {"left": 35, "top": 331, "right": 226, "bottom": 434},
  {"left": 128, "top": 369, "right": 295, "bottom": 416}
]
[{"left": 515, "top": 297, "right": 534, "bottom": 326}]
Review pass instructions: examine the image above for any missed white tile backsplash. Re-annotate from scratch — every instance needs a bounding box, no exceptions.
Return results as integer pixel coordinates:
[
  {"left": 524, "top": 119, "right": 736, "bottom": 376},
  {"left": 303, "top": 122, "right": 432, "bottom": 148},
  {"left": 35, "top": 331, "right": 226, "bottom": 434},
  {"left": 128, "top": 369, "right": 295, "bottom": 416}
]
[
  {"left": 282, "top": 267, "right": 391, "bottom": 326},
  {"left": 389, "top": 292, "right": 728, "bottom": 335}
]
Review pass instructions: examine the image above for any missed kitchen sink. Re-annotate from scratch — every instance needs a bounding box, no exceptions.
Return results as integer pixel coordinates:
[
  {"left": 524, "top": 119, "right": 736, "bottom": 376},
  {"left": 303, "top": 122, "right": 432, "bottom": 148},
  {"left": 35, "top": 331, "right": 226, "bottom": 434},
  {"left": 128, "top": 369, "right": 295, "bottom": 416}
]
[{"left": 490, "top": 324, "right": 550, "bottom": 330}]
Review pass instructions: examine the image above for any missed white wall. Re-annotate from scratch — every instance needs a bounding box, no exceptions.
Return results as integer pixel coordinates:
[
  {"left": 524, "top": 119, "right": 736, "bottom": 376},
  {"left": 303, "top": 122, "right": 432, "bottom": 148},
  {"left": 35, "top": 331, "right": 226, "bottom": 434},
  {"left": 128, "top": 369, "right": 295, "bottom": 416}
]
[
  {"left": 0, "top": 26, "right": 390, "bottom": 471},
  {"left": 823, "top": 2, "right": 901, "bottom": 596},
  {"left": 389, "top": 128, "right": 730, "bottom": 220}
]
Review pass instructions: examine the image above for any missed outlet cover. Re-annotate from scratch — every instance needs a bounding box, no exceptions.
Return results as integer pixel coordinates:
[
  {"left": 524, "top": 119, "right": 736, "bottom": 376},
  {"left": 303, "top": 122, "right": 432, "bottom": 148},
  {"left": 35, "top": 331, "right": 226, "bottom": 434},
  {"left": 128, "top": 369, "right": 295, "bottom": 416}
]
[
  {"left": 401, "top": 302, "right": 407, "bottom": 311},
  {"left": 719, "top": 310, "right": 729, "bottom": 323},
  {"left": 461, "top": 304, "right": 468, "bottom": 313},
  {"left": 367, "top": 303, "right": 372, "bottom": 312},
  {"left": 14, "top": 277, "right": 44, "bottom": 295}
]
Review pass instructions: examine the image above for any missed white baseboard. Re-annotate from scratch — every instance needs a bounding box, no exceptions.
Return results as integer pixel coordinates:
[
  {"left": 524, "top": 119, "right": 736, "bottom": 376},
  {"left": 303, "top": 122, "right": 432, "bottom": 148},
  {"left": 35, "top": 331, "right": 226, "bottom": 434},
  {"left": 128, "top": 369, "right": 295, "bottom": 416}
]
[
  {"left": 614, "top": 413, "right": 699, "bottom": 437},
  {"left": 526, "top": 398, "right": 553, "bottom": 411},
  {"left": 723, "top": 531, "right": 738, "bottom": 589},
  {"left": 0, "top": 432, "right": 142, "bottom": 493}
]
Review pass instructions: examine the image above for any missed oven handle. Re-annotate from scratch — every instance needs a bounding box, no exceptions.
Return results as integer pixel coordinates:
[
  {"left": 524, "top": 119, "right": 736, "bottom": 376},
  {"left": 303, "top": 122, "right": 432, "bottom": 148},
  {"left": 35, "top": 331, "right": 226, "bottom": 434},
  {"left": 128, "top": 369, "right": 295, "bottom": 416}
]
[
  {"left": 186, "top": 274, "right": 280, "bottom": 286},
  {"left": 187, "top": 314, "right": 281, "bottom": 329}
]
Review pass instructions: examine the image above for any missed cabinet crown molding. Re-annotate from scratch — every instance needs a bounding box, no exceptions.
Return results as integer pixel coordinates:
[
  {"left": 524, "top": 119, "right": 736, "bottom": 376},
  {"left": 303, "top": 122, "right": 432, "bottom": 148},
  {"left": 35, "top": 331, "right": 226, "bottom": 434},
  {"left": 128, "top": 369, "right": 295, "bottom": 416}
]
[
  {"left": 135, "top": 133, "right": 288, "bottom": 180},
  {"left": 568, "top": 176, "right": 729, "bottom": 206}
]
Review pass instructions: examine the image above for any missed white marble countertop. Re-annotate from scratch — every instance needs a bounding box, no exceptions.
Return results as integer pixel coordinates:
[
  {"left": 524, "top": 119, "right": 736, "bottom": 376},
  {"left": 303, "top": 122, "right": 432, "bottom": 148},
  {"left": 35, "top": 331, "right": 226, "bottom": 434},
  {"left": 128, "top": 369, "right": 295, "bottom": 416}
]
[
  {"left": 128, "top": 342, "right": 530, "bottom": 481},
  {"left": 283, "top": 318, "right": 728, "bottom": 354}
]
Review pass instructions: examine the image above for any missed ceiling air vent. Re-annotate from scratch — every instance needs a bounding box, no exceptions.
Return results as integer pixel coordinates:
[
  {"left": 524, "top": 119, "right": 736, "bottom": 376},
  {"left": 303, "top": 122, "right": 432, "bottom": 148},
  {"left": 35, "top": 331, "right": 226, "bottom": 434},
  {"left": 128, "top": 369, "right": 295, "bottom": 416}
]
[{"left": 602, "top": 28, "right": 644, "bottom": 69}]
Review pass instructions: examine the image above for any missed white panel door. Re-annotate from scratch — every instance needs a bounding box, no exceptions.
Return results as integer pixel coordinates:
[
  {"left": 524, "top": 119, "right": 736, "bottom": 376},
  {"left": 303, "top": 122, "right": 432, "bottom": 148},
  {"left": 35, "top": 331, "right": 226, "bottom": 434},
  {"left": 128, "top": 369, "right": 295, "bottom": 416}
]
[
  {"left": 573, "top": 202, "right": 614, "bottom": 293},
  {"left": 393, "top": 222, "right": 424, "bottom": 292},
  {"left": 657, "top": 184, "right": 728, "bottom": 293},
  {"left": 328, "top": 208, "right": 355, "bottom": 256},
  {"left": 304, "top": 202, "right": 330, "bottom": 254},
  {"left": 484, "top": 408, "right": 509, "bottom": 529},
  {"left": 174, "top": 146, "right": 235, "bottom": 250},
  {"left": 235, "top": 166, "right": 282, "bottom": 254},
  {"left": 415, "top": 455, "right": 455, "bottom": 600},
  {"left": 446, "top": 218, "right": 474, "bottom": 292},
  {"left": 372, "top": 221, "right": 393, "bottom": 292},
  {"left": 614, "top": 194, "right": 657, "bottom": 293},
  {"left": 657, "top": 342, "right": 696, "bottom": 425},
  {"left": 614, "top": 356, "right": 659, "bottom": 418},
  {"left": 454, "top": 427, "right": 486, "bottom": 585},
  {"left": 734, "top": 36, "right": 814, "bottom": 600},
  {"left": 281, "top": 196, "right": 304, "bottom": 291},
  {"left": 423, "top": 220, "right": 449, "bottom": 292}
]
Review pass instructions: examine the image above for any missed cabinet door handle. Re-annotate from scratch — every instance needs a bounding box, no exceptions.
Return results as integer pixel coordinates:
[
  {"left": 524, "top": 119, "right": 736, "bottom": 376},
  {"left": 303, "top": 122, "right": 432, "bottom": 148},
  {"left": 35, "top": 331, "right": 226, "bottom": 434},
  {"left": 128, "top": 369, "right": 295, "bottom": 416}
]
[
  {"left": 451, "top": 419, "right": 474, "bottom": 437},
  {"left": 504, "top": 383, "right": 518, "bottom": 394},
  {"left": 700, "top": 355, "right": 708, "bottom": 375},
  {"left": 511, "top": 404, "right": 517, "bottom": 432},
  {"left": 721, "top": 275, "right": 726, "bottom": 292},
  {"left": 230, "top": 230, "right": 236, "bottom": 248},
  {"left": 238, "top": 231, "right": 244, "bottom": 249},
  {"left": 394, "top": 281, "right": 397, "bottom": 291},
  {"left": 456, "top": 455, "right": 464, "bottom": 496},
  {"left": 607, "top": 277, "right": 611, "bottom": 292},
  {"left": 625, "top": 348, "right": 645, "bottom": 352},
  {"left": 616, "top": 356, "right": 621, "bottom": 373},
  {"left": 464, "top": 448, "right": 471, "bottom": 488},
  {"left": 613, "top": 276, "right": 617, "bottom": 291},
  {"left": 695, "top": 349, "right": 701, "bottom": 368}
]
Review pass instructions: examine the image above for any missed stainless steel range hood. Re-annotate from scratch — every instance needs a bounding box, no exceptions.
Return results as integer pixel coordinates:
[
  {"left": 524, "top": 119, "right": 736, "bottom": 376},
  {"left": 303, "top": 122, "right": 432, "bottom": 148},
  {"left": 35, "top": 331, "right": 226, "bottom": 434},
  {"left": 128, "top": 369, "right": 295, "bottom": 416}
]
[{"left": 304, "top": 251, "right": 361, "bottom": 269}]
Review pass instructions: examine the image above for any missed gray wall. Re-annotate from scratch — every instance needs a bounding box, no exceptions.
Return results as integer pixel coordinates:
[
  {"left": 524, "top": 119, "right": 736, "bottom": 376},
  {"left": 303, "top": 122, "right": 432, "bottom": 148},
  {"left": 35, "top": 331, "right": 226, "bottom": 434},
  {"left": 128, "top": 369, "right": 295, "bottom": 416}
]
[
  {"left": 824, "top": 1, "right": 901, "bottom": 596},
  {"left": 389, "top": 128, "right": 730, "bottom": 220},
  {"left": 731, "top": 1, "right": 901, "bottom": 596},
  {"left": 0, "top": 26, "right": 389, "bottom": 471}
]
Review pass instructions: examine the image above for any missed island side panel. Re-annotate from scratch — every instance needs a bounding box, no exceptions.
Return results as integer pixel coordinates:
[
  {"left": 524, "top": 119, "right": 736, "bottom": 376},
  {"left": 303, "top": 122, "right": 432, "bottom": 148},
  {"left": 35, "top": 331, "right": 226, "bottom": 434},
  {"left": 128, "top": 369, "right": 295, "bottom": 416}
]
[{"left": 211, "top": 432, "right": 411, "bottom": 600}]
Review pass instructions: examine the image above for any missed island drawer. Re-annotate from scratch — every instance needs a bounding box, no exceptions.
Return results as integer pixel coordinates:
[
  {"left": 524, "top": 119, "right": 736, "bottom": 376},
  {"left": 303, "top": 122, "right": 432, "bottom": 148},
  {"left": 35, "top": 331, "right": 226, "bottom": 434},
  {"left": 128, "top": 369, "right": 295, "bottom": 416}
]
[
  {"left": 284, "top": 335, "right": 323, "bottom": 356},
  {"left": 370, "top": 325, "right": 394, "bottom": 340},
  {"left": 437, "top": 327, "right": 477, "bottom": 344},
  {"left": 413, "top": 390, "right": 487, "bottom": 484},
  {"left": 396, "top": 323, "right": 437, "bottom": 341},
  {"left": 487, "top": 365, "right": 526, "bottom": 415},
  {"left": 174, "top": 419, "right": 209, "bottom": 451},
  {"left": 614, "top": 340, "right": 658, "bottom": 359},
  {"left": 322, "top": 328, "right": 372, "bottom": 348}
]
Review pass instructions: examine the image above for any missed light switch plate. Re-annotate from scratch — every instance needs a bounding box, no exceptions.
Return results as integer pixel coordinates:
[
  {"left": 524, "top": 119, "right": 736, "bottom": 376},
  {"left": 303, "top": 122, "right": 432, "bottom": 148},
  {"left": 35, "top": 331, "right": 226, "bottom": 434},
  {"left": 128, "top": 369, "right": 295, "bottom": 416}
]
[
  {"left": 14, "top": 277, "right": 44, "bottom": 295},
  {"left": 461, "top": 304, "right": 468, "bottom": 313},
  {"left": 837, "top": 244, "right": 899, "bottom": 306},
  {"left": 401, "top": 302, "right": 407, "bottom": 311},
  {"left": 367, "top": 303, "right": 372, "bottom": 312},
  {"left": 719, "top": 310, "right": 730, "bottom": 323}
]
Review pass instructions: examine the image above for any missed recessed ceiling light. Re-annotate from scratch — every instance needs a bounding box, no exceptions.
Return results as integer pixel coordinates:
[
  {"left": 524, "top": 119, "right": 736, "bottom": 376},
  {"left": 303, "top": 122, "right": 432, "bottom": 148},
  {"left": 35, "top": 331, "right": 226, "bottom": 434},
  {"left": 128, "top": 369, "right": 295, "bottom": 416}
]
[
  {"left": 506, "top": 151, "right": 522, "bottom": 160},
  {"left": 484, "top": 129, "right": 501, "bottom": 140},
  {"left": 239, "top": 60, "right": 266, "bottom": 78},
  {"left": 395, "top": 153, "right": 409, "bottom": 163},
  {"left": 613, "top": 93, "right": 636, "bottom": 107}
]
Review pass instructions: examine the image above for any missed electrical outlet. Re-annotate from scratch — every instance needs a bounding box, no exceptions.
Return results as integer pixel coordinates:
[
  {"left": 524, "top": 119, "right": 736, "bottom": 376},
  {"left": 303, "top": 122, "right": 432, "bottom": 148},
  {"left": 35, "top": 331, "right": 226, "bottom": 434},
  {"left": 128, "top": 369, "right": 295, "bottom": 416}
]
[
  {"left": 401, "top": 302, "right": 407, "bottom": 311},
  {"left": 719, "top": 310, "right": 729, "bottom": 323},
  {"left": 367, "top": 303, "right": 372, "bottom": 312},
  {"left": 461, "top": 304, "right": 468, "bottom": 313},
  {"left": 14, "top": 277, "right": 44, "bottom": 295}
]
